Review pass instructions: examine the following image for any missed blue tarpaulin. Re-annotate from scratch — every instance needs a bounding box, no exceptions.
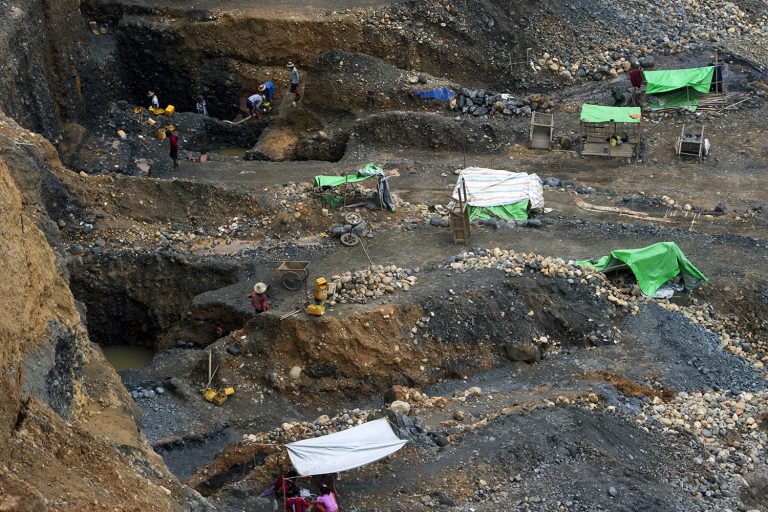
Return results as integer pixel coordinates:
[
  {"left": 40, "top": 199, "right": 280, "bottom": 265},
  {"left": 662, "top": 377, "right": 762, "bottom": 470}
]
[{"left": 415, "top": 87, "right": 455, "bottom": 102}]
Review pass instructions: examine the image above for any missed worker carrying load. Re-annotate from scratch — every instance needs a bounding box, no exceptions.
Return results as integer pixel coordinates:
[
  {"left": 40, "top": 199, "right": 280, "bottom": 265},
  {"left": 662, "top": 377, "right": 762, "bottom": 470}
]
[{"left": 246, "top": 92, "right": 263, "bottom": 118}]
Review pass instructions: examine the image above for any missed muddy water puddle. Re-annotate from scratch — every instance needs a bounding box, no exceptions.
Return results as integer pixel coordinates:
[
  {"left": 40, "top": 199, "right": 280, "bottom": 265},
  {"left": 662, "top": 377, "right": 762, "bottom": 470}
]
[
  {"left": 212, "top": 147, "right": 248, "bottom": 158},
  {"left": 102, "top": 345, "right": 155, "bottom": 371}
]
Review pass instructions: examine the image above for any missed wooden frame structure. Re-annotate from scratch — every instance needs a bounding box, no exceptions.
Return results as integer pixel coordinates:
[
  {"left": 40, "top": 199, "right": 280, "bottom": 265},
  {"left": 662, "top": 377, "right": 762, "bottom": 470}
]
[
  {"left": 450, "top": 178, "right": 470, "bottom": 245},
  {"left": 529, "top": 112, "right": 553, "bottom": 150},
  {"left": 675, "top": 125, "right": 706, "bottom": 162},
  {"left": 580, "top": 120, "right": 641, "bottom": 160}
]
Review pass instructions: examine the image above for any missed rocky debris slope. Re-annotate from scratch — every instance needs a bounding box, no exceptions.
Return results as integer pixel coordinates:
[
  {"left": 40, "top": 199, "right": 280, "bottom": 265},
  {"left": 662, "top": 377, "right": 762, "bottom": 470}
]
[{"left": 530, "top": 0, "right": 768, "bottom": 81}]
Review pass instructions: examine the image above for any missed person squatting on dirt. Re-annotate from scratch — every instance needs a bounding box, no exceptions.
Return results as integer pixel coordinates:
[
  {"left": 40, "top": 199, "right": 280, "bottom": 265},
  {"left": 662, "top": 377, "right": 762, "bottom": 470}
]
[
  {"left": 284, "top": 493, "right": 311, "bottom": 512},
  {"left": 248, "top": 282, "right": 269, "bottom": 314},
  {"left": 287, "top": 61, "right": 301, "bottom": 102},
  {"left": 167, "top": 129, "right": 179, "bottom": 168},
  {"left": 312, "top": 484, "right": 339, "bottom": 512},
  {"left": 246, "top": 92, "right": 263, "bottom": 118}
]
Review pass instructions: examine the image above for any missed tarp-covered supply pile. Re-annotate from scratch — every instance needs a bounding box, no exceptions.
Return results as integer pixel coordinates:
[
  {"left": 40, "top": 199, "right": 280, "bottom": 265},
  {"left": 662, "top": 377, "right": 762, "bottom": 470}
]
[
  {"left": 575, "top": 242, "right": 708, "bottom": 298},
  {"left": 450, "top": 167, "right": 543, "bottom": 221},
  {"left": 314, "top": 164, "right": 394, "bottom": 211},
  {"left": 285, "top": 418, "right": 408, "bottom": 476}
]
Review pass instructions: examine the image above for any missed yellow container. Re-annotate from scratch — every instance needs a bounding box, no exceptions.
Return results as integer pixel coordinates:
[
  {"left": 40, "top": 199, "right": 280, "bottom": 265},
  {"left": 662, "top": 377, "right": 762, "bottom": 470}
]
[
  {"left": 203, "top": 389, "right": 217, "bottom": 401},
  {"left": 307, "top": 304, "right": 325, "bottom": 316},
  {"left": 133, "top": 106, "right": 143, "bottom": 114},
  {"left": 147, "top": 118, "right": 157, "bottom": 126},
  {"left": 157, "top": 128, "right": 166, "bottom": 140},
  {"left": 314, "top": 277, "right": 328, "bottom": 301},
  {"left": 116, "top": 129, "right": 126, "bottom": 140},
  {"left": 223, "top": 387, "right": 235, "bottom": 396},
  {"left": 164, "top": 105, "right": 175, "bottom": 116}
]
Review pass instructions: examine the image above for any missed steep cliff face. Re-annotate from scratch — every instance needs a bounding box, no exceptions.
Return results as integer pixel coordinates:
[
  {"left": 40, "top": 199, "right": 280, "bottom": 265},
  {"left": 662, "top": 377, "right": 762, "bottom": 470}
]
[
  {"left": 0, "top": 113, "right": 204, "bottom": 511},
  {"left": 0, "top": 0, "right": 90, "bottom": 140}
]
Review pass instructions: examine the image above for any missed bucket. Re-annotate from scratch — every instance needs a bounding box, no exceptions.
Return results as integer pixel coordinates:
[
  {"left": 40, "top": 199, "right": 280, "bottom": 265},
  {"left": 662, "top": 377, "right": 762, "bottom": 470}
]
[
  {"left": 157, "top": 128, "right": 166, "bottom": 140},
  {"left": 164, "top": 105, "right": 175, "bottom": 116}
]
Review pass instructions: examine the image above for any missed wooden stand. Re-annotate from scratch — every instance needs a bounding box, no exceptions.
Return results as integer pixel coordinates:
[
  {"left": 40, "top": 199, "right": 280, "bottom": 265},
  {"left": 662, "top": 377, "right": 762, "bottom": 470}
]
[
  {"left": 580, "top": 120, "right": 641, "bottom": 160},
  {"left": 675, "top": 125, "right": 706, "bottom": 162},
  {"left": 529, "top": 112, "right": 553, "bottom": 150}
]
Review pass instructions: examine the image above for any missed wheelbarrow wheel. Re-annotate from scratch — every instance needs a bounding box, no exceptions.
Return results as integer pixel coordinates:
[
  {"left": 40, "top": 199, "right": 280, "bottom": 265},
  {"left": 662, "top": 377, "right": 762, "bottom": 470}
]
[
  {"left": 282, "top": 271, "right": 303, "bottom": 291},
  {"left": 344, "top": 212, "right": 362, "bottom": 226},
  {"left": 340, "top": 232, "right": 360, "bottom": 247}
]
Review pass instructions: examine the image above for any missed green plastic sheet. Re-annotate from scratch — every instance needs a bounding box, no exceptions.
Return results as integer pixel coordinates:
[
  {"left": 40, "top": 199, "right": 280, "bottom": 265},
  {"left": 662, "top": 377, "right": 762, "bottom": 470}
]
[
  {"left": 575, "top": 242, "right": 707, "bottom": 296},
  {"left": 644, "top": 67, "right": 715, "bottom": 95},
  {"left": 313, "top": 164, "right": 384, "bottom": 188},
  {"left": 649, "top": 89, "right": 700, "bottom": 112},
  {"left": 468, "top": 201, "right": 530, "bottom": 221},
  {"left": 580, "top": 104, "right": 642, "bottom": 123}
]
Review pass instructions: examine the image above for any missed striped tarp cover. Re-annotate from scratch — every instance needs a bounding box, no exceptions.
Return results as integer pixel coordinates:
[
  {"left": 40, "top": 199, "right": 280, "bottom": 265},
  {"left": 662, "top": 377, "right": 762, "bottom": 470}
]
[{"left": 452, "top": 167, "right": 543, "bottom": 209}]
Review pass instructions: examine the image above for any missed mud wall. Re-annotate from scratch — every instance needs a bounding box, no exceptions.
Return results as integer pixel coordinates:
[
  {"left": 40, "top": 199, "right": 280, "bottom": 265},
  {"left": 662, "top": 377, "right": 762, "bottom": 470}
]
[
  {"left": 0, "top": 112, "right": 196, "bottom": 510},
  {"left": 0, "top": 0, "right": 90, "bottom": 139},
  {"left": 80, "top": 0, "right": 538, "bottom": 119}
]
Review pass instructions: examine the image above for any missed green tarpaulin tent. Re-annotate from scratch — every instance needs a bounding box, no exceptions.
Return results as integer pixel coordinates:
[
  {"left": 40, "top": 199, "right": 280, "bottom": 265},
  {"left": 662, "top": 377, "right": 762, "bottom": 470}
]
[
  {"left": 644, "top": 67, "right": 715, "bottom": 95},
  {"left": 580, "top": 104, "right": 642, "bottom": 124},
  {"left": 468, "top": 201, "right": 530, "bottom": 222},
  {"left": 575, "top": 242, "right": 708, "bottom": 296}
]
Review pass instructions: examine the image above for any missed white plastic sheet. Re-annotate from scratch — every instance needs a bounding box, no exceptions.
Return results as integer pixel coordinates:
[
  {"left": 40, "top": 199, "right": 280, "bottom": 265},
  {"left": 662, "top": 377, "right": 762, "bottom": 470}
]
[{"left": 286, "top": 418, "right": 408, "bottom": 476}]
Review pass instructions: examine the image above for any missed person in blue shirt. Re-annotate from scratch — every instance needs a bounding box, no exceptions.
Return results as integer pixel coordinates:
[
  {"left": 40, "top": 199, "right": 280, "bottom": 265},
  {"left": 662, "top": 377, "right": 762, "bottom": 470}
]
[{"left": 259, "top": 81, "right": 275, "bottom": 103}]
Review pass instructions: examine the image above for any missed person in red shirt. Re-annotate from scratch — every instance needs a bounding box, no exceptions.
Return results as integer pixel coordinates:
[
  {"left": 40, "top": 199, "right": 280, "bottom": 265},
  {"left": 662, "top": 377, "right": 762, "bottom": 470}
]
[
  {"left": 248, "top": 282, "right": 269, "bottom": 314},
  {"left": 284, "top": 494, "right": 311, "bottom": 512},
  {"left": 167, "top": 129, "right": 179, "bottom": 168}
]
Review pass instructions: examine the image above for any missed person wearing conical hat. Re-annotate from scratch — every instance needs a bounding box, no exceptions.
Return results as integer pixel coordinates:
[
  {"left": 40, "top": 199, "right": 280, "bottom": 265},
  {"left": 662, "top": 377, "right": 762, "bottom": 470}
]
[
  {"left": 259, "top": 81, "right": 275, "bottom": 103},
  {"left": 248, "top": 282, "right": 269, "bottom": 314},
  {"left": 147, "top": 90, "right": 159, "bottom": 109}
]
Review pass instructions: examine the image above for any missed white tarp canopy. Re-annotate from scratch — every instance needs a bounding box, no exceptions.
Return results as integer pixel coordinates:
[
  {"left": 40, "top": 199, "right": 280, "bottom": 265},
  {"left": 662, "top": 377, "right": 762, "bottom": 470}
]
[
  {"left": 285, "top": 418, "right": 408, "bottom": 476},
  {"left": 452, "top": 167, "right": 544, "bottom": 209}
]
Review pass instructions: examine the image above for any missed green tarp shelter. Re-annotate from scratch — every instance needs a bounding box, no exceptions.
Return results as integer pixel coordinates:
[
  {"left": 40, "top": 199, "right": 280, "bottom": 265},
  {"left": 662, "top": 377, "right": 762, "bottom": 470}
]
[
  {"left": 468, "top": 201, "right": 530, "bottom": 222},
  {"left": 313, "top": 164, "right": 395, "bottom": 211},
  {"left": 575, "top": 242, "right": 708, "bottom": 296},
  {"left": 644, "top": 66, "right": 715, "bottom": 95},
  {"left": 580, "top": 104, "right": 642, "bottom": 124}
]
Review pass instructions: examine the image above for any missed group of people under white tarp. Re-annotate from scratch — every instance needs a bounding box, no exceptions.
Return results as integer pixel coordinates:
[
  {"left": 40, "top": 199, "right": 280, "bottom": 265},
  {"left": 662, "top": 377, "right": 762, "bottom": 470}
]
[{"left": 261, "top": 419, "right": 408, "bottom": 511}]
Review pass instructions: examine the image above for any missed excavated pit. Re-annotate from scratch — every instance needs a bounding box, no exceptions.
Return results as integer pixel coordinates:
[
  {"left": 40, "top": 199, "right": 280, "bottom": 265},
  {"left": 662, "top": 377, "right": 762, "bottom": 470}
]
[{"left": 69, "top": 251, "right": 242, "bottom": 350}]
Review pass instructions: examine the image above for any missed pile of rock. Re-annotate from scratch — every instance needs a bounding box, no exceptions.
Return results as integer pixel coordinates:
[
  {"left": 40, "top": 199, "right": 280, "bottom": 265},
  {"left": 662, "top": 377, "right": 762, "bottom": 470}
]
[
  {"left": 242, "top": 408, "right": 378, "bottom": 444},
  {"left": 454, "top": 91, "right": 555, "bottom": 118},
  {"left": 443, "top": 247, "right": 641, "bottom": 315},
  {"left": 390, "top": 384, "right": 448, "bottom": 409},
  {"left": 328, "top": 265, "right": 419, "bottom": 304},
  {"left": 659, "top": 301, "right": 768, "bottom": 370},
  {"left": 130, "top": 385, "right": 165, "bottom": 401},
  {"left": 640, "top": 389, "right": 768, "bottom": 494}
]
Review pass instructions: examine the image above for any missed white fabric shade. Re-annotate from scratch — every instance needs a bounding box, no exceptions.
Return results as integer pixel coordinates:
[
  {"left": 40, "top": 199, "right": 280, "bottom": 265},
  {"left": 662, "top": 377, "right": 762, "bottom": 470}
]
[{"left": 286, "top": 418, "right": 408, "bottom": 476}]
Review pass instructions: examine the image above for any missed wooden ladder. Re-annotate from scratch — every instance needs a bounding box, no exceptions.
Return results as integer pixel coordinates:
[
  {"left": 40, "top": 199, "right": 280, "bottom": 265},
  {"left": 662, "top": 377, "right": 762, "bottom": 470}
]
[{"left": 450, "top": 178, "right": 470, "bottom": 245}]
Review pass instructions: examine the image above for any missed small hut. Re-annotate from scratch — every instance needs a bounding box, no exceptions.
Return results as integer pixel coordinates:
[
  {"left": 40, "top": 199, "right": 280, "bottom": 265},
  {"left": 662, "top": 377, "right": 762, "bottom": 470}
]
[{"left": 579, "top": 104, "right": 641, "bottom": 159}]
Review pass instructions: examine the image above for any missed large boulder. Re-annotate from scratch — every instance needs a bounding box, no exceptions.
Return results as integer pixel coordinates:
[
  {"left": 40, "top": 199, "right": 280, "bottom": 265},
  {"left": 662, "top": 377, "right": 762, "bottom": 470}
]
[{"left": 504, "top": 343, "right": 541, "bottom": 363}]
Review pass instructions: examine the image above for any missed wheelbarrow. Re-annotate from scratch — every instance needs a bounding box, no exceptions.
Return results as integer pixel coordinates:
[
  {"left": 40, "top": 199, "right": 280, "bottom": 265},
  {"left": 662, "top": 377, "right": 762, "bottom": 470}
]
[{"left": 277, "top": 260, "right": 310, "bottom": 290}]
